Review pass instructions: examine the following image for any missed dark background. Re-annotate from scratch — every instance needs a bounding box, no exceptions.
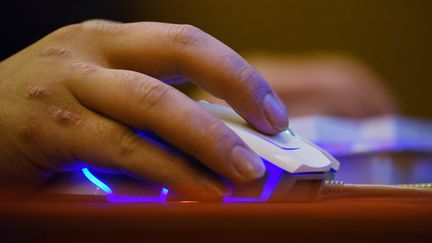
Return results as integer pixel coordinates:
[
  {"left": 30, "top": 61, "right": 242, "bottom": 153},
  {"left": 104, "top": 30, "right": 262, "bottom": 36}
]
[{"left": 1, "top": 0, "right": 431, "bottom": 118}]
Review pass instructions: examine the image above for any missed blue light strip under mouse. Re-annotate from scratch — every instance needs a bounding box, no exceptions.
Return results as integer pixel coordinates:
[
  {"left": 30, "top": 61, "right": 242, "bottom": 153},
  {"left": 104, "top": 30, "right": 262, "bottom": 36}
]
[
  {"left": 82, "top": 160, "right": 282, "bottom": 203},
  {"left": 223, "top": 159, "right": 283, "bottom": 202},
  {"left": 82, "top": 168, "right": 113, "bottom": 194},
  {"left": 82, "top": 168, "right": 169, "bottom": 203}
]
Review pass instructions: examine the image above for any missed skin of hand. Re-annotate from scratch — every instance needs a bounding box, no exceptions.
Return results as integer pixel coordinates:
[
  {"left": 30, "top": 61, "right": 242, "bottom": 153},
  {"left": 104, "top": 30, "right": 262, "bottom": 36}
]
[
  {"left": 0, "top": 20, "right": 288, "bottom": 200},
  {"left": 197, "top": 53, "right": 398, "bottom": 118}
]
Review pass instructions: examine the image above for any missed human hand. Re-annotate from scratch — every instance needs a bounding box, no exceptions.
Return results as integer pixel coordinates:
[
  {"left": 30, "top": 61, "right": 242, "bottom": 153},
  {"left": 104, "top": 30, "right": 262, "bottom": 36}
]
[{"left": 0, "top": 21, "right": 288, "bottom": 200}]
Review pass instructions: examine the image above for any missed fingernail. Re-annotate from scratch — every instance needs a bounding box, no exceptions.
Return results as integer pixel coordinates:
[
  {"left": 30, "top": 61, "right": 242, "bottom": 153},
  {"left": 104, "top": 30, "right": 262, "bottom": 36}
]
[
  {"left": 262, "top": 94, "right": 289, "bottom": 131},
  {"left": 231, "top": 146, "right": 265, "bottom": 180}
]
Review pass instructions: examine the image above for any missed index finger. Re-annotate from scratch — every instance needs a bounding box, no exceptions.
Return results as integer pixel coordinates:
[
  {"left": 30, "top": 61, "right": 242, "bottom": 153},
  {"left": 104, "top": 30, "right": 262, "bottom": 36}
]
[{"left": 78, "top": 20, "right": 289, "bottom": 135}]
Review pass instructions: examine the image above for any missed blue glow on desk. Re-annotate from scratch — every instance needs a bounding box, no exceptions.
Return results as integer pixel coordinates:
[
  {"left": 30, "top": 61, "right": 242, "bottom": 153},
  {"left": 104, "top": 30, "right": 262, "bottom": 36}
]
[
  {"left": 106, "top": 188, "right": 169, "bottom": 203},
  {"left": 82, "top": 168, "right": 169, "bottom": 203}
]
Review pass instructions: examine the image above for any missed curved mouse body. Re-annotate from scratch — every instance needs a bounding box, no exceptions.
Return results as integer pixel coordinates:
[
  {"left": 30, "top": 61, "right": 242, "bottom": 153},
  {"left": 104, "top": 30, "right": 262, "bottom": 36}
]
[{"left": 198, "top": 101, "right": 340, "bottom": 173}]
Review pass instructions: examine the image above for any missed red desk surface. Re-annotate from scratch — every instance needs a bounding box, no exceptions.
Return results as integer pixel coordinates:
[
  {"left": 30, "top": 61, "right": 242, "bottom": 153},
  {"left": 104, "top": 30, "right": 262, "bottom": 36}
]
[{"left": 1, "top": 153, "right": 432, "bottom": 242}]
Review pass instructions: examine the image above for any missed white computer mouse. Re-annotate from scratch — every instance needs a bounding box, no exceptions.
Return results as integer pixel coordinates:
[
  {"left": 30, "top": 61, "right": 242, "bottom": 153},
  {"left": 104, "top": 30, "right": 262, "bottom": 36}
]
[{"left": 198, "top": 101, "right": 340, "bottom": 173}]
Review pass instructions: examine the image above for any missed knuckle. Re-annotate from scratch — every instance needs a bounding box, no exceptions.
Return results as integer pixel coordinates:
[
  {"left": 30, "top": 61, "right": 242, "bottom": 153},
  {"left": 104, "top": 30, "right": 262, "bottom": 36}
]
[
  {"left": 26, "top": 85, "right": 52, "bottom": 101},
  {"left": 169, "top": 24, "right": 207, "bottom": 47},
  {"left": 115, "top": 70, "right": 142, "bottom": 83},
  {"left": 81, "top": 19, "right": 129, "bottom": 35},
  {"left": 50, "top": 24, "right": 82, "bottom": 40},
  {"left": 237, "top": 64, "right": 259, "bottom": 85},
  {"left": 133, "top": 79, "right": 172, "bottom": 112},
  {"left": 48, "top": 106, "right": 83, "bottom": 127},
  {"left": 237, "top": 64, "right": 269, "bottom": 99},
  {"left": 114, "top": 129, "right": 140, "bottom": 159},
  {"left": 201, "top": 120, "right": 233, "bottom": 149},
  {"left": 38, "top": 46, "right": 71, "bottom": 60},
  {"left": 70, "top": 62, "right": 100, "bottom": 75}
]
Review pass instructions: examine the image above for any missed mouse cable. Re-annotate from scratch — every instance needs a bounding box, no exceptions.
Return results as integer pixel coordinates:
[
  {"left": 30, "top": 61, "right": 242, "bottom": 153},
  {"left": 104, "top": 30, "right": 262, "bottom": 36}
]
[{"left": 322, "top": 181, "right": 432, "bottom": 198}]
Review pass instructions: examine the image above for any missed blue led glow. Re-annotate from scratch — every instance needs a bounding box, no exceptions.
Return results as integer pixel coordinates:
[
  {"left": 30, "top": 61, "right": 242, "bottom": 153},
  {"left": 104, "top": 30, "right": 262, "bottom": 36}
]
[
  {"left": 81, "top": 168, "right": 169, "bottom": 203},
  {"left": 82, "top": 168, "right": 112, "bottom": 194},
  {"left": 83, "top": 160, "right": 284, "bottom": 203},
  {"left": 223, "top": 159, "right": 283, "bottom": 202},
  {"left": 106, "top": 187, "right": 169, "bottom": 203}
]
